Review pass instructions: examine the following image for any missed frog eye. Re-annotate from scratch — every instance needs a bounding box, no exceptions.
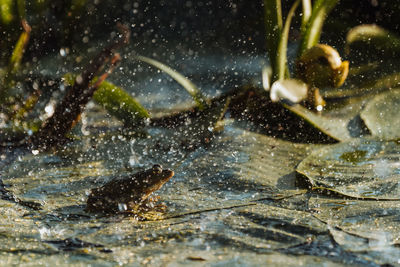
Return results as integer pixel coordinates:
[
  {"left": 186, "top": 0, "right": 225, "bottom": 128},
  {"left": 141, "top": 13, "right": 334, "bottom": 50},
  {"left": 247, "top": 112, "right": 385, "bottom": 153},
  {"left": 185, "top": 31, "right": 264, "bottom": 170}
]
[{"left": 152, "top": 164, "right": 163, "bottom": 174}]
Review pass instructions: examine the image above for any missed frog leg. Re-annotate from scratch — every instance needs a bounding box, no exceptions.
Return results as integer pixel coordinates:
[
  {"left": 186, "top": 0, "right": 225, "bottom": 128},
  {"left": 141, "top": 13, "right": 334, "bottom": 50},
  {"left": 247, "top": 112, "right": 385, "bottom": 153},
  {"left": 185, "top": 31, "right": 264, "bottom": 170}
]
[{"left": 139, "top": 197, "right": 167, "bottom": 212}]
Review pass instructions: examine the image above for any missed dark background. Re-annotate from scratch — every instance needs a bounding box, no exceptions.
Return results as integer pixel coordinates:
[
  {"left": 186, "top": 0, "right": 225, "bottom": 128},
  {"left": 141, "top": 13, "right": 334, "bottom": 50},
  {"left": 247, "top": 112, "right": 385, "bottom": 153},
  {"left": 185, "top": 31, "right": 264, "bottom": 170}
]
[{"left": 1, "top": 0, "right": 398, "bottom": 62}]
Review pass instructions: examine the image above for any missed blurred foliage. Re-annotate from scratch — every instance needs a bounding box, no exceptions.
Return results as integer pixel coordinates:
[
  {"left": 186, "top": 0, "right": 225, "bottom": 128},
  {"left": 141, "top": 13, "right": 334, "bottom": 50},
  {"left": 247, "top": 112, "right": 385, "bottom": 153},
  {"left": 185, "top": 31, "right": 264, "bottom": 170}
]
[
  {"left": 0, "top": 0, "right": 14, "bottom": 24},
  {"left": 0, "top": 0, "right": 213, "bottom": 146},
  {"left": 93, "top": 81, "right": 150, "bottom": 127},
  {"left": 1, "top": 0, "right": 98, "bottom": 62},
  {"left": 63, "top": 72, "right": 150, "bottom": 126},
  {"left": 0, "top": 0, "right": 399, "bottom": 145}
]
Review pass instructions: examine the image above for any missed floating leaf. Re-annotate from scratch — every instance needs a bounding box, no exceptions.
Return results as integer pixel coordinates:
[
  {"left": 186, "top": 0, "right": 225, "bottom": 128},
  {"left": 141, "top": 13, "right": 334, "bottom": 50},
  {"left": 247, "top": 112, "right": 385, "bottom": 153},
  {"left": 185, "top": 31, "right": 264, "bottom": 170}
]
[
  {"left": 346, "top": 24, "right": 400, "bottom": 55},
  {"left": 135, "top": 55, "right": 208, "bottom": 110},
  {"left": 285, "top": 102, "right": 366, "bottom": 141},
  {"left": 297, "top": 138, "right": 400, "bottom": 200},
  {"left": 309, "top": 197, "right": 400, "bottom": 246},
  {"left": 230, "top": 204, "right": 327, "bottom": 249},
  {"left": 360, "top": 89, "right": 400, "bottom": 140}
]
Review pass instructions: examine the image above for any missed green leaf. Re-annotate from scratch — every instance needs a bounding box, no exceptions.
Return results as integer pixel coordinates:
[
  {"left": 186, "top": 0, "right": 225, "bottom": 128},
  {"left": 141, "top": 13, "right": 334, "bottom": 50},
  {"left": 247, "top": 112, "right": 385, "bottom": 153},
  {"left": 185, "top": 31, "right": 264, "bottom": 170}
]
[
  {"left": 8, "top": 23, "right": 30, "bottom": 74},
  {"left": 135, "top": 55, "right": 208, "bottom": 110},
  {"left": 93, "top": 80, "right": 150, "bottom": 126},
  {"left": 63, "top": 73, "right": 150, "bottom": 126},
  {"left": 264, "top": 0, "right": 282, "bottom": 81},
  {"left": 299, "top": 0, "right": 339, "bottom": 56},
  {"left": 0, "top": 21, "right": 30, "bottom": 102}
]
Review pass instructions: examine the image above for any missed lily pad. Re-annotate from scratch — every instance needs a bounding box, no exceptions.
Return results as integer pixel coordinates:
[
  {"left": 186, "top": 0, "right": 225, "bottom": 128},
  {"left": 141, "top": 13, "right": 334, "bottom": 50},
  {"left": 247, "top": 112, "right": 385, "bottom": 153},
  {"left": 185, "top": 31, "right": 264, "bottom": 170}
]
[
  {"left": 285, "top": 102, "right": 367, "bottom": 141},
  {"left": 309, "top": 197, "right": 400, "bottom": 246},
  {"left": 360, "top": 89, "right": 400, "bottom": 140},
  {"left": 296, "top": 138, "right": 400, "bottom": 199},
  {"left": 228, "top": 203, "right": 328, "bottom": 249}
]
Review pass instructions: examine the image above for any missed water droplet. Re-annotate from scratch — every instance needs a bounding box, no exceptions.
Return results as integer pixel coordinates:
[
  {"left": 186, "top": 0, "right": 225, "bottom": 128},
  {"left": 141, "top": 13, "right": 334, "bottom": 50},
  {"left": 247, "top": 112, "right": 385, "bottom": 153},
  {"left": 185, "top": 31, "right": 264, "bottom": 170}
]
[{"left": 118, "top": 203, "right": 127, "bottom": 211}]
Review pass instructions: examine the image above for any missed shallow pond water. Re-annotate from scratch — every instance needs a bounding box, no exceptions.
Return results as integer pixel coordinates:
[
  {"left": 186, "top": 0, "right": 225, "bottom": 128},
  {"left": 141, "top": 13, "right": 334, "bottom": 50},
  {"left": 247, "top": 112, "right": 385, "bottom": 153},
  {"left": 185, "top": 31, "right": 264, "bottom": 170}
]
[
  {"left": 2, "top": 111, "right": 399, "bottom": 266},
  {"left": 2, "top": 11, "right": 400, "bottom": 265}
]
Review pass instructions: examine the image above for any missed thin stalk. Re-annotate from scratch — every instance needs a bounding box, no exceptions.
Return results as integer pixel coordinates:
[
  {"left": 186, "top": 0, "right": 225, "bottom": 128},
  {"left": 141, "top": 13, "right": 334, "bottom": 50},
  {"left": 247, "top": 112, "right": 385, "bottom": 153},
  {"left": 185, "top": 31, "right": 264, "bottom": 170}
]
[
  {"left": 276, "top": 0, "right": 300, "bottom": 80},
  {"left": 17, "top": 0, "right": 26, "bottom": 19}
]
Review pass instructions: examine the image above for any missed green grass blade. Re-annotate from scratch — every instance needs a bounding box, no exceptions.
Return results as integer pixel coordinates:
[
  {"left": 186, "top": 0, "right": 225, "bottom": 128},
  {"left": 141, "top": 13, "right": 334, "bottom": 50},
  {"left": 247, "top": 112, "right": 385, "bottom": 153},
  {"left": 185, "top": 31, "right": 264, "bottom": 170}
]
[
  {"left": 9, "top": 21, "right": 30, "bottom": 74},
  {"left": 0, "top": 21, "right": 31, "bottom": 102},
  {"left": 135, "top": 55, "right": 208, "bottom": 110},
  {"left": 264, "top": 0, "right": 282, "bottom": 81},
  {"left": 276, "top": 0, "right": 300, "bottom": 80},
  {"left": 301, "top": 0, "right": 311, "bottom": 33},
  {"left": 299, "top": 0, "right": 338, "bottom": 56}
]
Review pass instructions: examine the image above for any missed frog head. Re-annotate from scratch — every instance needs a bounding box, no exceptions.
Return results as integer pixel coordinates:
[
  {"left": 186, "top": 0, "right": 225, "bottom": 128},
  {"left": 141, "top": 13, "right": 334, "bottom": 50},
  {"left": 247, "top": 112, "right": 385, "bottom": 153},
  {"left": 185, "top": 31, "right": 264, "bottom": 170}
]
[{"left": 139, "top": 164, "right": 174, "bottom": 201}]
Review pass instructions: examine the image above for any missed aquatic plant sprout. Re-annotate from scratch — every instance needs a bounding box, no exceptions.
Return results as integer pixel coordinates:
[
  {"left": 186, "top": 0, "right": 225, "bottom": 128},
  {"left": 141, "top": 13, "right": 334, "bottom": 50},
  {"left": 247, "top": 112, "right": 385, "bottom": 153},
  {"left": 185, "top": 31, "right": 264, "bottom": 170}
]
[
  {"left": 264, "top": 0, "right": 339, "bottom": 82},
  {"left": 263, "top": 0, "right": 351, "bottom": 113}
]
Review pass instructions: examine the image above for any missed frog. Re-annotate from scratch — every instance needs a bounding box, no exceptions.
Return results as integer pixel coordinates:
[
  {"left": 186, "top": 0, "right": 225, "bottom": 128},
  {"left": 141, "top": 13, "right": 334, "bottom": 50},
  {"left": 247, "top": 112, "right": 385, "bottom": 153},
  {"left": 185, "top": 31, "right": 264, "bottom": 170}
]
[{"left": 86, "top": 164, "right": 174, "bottom": 214}]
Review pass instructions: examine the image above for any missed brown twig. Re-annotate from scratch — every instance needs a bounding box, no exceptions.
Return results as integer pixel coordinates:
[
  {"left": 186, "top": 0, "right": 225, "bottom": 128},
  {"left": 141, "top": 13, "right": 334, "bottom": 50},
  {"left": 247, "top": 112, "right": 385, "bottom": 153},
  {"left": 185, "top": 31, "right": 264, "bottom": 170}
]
[{"left": 29, "top": 24, "right": 130, "bottom": 150}]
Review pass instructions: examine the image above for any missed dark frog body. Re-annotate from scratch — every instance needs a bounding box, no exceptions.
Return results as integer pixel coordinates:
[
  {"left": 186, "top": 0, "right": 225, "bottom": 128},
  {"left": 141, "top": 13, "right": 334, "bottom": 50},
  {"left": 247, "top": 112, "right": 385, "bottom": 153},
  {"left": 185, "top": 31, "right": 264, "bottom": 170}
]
[{"left": 86, "top": 164, "right": 174, "bottom": 213}]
